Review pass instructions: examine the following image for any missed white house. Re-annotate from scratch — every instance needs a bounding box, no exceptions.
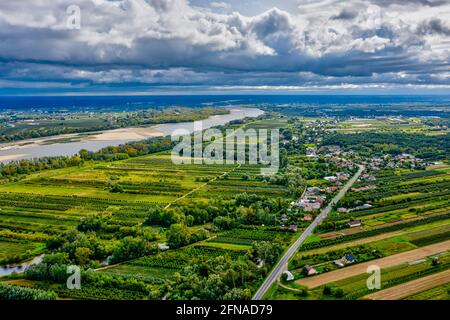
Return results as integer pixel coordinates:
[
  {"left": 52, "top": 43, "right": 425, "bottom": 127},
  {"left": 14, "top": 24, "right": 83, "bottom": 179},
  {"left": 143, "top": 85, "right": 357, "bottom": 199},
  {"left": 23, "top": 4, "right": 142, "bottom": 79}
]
[
  {"left": 158, "top": 243, "right": 170, "bottom": 251},
  {"left": 282, "top": 271, "right": 295, "bottom": 282}
]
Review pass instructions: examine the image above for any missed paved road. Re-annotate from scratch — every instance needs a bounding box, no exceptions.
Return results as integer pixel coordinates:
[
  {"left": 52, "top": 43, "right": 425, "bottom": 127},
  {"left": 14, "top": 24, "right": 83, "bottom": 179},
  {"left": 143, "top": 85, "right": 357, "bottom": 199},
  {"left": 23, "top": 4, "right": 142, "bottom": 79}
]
[{"left": 252, "top": 164, "right": 365, "bottom": 300}]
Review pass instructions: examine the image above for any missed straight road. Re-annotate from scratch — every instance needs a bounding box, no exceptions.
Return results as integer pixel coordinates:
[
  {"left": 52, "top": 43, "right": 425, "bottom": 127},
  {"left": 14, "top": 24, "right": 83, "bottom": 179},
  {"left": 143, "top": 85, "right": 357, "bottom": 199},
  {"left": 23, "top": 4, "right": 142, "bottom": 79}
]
[{"left": 252, "top": 164, "right": 365, "bottom": 300}]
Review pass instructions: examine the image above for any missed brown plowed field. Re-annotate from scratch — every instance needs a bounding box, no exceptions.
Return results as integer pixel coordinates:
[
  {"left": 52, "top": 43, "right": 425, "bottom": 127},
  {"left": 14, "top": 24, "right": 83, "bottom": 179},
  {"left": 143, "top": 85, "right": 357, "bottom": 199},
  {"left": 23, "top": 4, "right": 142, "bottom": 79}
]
[
  {"left": 295, "top": 240, "right": 450, "bottom": 288},
  {"left": 364, "top": 269, "right": 450, "bottom": 300}
]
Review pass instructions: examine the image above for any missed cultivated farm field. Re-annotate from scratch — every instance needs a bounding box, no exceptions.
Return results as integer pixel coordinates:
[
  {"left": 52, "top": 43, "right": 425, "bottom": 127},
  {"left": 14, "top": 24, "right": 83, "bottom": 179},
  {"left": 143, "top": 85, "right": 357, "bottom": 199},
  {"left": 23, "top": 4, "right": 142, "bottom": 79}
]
[
  {"left": 365, "top": 269, "right": 450, "bottom": 300},
  {"left": 295, "top": 240, "right": 450, "bottom": 289}
]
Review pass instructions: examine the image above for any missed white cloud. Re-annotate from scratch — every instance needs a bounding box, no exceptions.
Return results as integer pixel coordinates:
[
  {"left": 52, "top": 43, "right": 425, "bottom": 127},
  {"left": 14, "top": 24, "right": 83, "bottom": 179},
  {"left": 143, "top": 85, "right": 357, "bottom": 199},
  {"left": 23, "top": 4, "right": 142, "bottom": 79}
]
[
  {"left": 0, "top": 0, "right": 448, "bottom": 92},
  {"left": 210, "top": 2, "right": 231, "bottom": 11}
]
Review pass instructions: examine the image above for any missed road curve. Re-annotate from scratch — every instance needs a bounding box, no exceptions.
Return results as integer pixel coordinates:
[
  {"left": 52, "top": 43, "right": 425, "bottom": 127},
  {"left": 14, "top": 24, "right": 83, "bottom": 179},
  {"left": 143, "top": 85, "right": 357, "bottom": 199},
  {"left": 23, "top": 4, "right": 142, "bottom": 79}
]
[{"left": 252, "top": 164, "right": 365, "bottom": 300}]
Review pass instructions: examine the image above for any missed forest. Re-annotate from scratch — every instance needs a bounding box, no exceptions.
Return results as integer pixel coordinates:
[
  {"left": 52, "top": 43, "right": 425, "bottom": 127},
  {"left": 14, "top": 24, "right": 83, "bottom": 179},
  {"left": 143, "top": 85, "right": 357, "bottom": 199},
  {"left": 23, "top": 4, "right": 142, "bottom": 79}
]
[{"left": 323, "top": 132, "right": 449, "bottom": 160}]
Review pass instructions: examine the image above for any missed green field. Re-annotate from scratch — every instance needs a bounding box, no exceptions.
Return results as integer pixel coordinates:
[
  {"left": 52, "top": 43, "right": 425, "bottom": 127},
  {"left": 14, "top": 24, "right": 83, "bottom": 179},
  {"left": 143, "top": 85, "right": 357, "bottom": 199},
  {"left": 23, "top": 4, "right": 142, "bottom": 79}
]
[
  {"left": 0, "top": 146, "right": 290, "bottom": 263},
  {"left": 1, "top": 112, "right": 448, "bottom": 301},
  {"left": 405, "top": 283, "right": 450, "bottom": 300}
]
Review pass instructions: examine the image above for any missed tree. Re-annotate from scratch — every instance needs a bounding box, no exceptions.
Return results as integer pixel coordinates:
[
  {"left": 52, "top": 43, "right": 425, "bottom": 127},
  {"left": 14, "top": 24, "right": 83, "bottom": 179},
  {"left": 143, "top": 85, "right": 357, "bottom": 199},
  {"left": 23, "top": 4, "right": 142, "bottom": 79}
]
[
  {"left": 77, "top": 215, "right": 102, "bottom": 232},
  {"left": 111, "top": 184, "right": 124, "bottom": 193},
  {"left": 45, "top": 237, "right": 65, "bottom": 251},
  {"left": 67, "top": 156, "right": 83, "bottom": 166},
  {"left": 223, "top": 288, "right": 251, "bottom": 300},
  {"left": 79, "top": 149, "right": 91, "bottom": 160},
  {"left": 186, "top": 215, "right": 195, "bottom": 226},
  {"left": 334, "top": 288, "right": 345, "bottom": 298},
  {"left": 112, "top": 237, "right": 148, "bottom": 263},
  {"left": 249, "top": 241, "right": 281, "bottom": 267},
  {"left": 213, "top": 216, "right": 237, "bottom": 230},
  {"left": 191, "top": 228, "right": 210, "bottom": 242},
  {"left": 167, "top": 224, "right": 191, "bottom": 248},
  {"left": 43, "top": 253, "right": 69, "bottom": 266},
  {"left": 75, "top": 247, "right": 93, "bottom": 266},
  {"left": 236, "top": 206, "right": 256, "bottom": 224},
  {"left": 199, "top": 274, "right": 226, "bottom": 299},
  {"left": 144, "top": 207, "right": 183, "bottom": 227},
  {"left": 256, "top": 208, "right": 276, "bottom": 226},
  {"left": 144, "top": 207, "right": 164, "bottom": 225}
]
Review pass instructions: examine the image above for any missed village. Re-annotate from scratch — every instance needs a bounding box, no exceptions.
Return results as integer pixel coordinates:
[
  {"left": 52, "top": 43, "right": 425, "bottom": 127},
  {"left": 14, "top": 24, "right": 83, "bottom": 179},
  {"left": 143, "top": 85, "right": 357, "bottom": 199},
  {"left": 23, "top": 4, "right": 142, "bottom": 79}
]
[{"left": 277, "top": 139, "right": 441, "bottom": 281}]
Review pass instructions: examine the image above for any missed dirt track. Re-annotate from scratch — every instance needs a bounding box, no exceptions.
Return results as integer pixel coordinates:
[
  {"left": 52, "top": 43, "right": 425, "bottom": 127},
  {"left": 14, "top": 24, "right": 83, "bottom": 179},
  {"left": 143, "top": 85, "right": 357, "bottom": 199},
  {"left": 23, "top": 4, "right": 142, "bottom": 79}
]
[
  {"left": 364, "top": 269, "right": 450, "bottom": 300},
  {"left": 295, "top": 240, "right": 450, "bottom": 288}
]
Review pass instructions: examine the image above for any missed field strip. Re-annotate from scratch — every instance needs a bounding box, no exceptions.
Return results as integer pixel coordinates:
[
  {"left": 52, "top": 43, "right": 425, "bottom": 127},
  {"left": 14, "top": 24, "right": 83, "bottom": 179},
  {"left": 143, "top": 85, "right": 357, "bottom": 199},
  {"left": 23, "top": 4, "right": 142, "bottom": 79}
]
[
  {"left": 301, "top": 231, "right": 404, "bottom": 255},
  {"left": 163, "top": 123, "right": 253, "bottom": 210},
  {"left": 364, "top": 269, "right": 450, "bottom": 300},
  {"left": 164, "top": 163, "right": 241, "bottom": 209},
  {"left": 302, "top": 222, "right": 450, "bottom": 257},
  {"left": 296, "top": 240, "right": 450, "bottom": 288}
]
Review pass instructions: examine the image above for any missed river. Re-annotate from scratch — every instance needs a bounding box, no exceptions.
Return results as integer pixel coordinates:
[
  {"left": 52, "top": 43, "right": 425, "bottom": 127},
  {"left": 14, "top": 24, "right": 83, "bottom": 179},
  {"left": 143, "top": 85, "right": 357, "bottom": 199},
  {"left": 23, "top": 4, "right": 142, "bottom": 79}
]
[
  {"left": 0, "top": 255, "right": 44, "bottom": 277},
  {"left": 0, "top": 107, "right": 263, "bottom": 162}
]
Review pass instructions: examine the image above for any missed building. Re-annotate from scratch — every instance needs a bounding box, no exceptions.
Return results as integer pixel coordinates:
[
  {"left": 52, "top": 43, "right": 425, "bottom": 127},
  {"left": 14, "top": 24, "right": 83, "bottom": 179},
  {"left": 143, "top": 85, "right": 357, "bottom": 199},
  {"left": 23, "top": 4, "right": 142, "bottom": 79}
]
[
  {"left": 295, "top": 186, "right": 325, "bottom": 212},
  {"left": 334, "top": 253, "right": 356, "bottom": 267},
  {"left": 352, "top": 185, "right": 376, "bottom": 192},
  {"left": 294, "top": 197, "right": 323, "bottom": 212},
  {"left": 280, "top": 214, "right": 288, "bottom": 223},
  {"left": 304, "top": 265, "right": 318, "bottom": 276},
  {"left": 343, "top": 254, "right": 356, "bottom": 264},
  {"left": 313, "top": 196, "right": 324, "bottom": 205},
  {"left": 334, "top": 260, "right": 345, "bottom": 268},
  {"left": 158, "top": 243, "right": 170, "bottom": 251},
  {"left": 360, "top": 174, "right": 376, "bottom": 182},
  {"left": 306, "top": 148, "right": 318, "bottom": 158},
  {"left": 348, "top": 220, "right": 362, "bottom": 228},
  {"left": 302, "top": 214, "right": 314, "bottom": 221},
  {"left": 353, "top": 203, "right": 373, "bottom": 210},
  {"left": 289, "top": 225, "right": 298, "bottom": 232},
  {"left": 337, "top": 172, "right": 350, "bottom": 181},
  {"left": 282, "top": 271, "right": 295, "bottom": 282},
  {"left": 300, "top": 201, "right": 322, "bottom": 212},
  {"left": 320, "top": 145, "right": 341, "bottom": 154},
  {"left": 307, "top": 187, "right": 321, "bottom": 195}
]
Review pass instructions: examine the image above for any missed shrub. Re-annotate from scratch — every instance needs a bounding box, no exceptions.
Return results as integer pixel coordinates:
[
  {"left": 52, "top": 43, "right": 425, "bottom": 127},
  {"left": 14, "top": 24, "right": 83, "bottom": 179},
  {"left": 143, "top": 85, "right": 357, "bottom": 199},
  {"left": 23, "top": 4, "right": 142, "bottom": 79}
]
[
  {"left": 323, "top": 285, "right": 332, "bottom": 295},
  {"left": 0, "top": 283, "right": 57, "bottom": 300},
  {"left": 334, "top": 288, "right": 345, "bottom": 298}
]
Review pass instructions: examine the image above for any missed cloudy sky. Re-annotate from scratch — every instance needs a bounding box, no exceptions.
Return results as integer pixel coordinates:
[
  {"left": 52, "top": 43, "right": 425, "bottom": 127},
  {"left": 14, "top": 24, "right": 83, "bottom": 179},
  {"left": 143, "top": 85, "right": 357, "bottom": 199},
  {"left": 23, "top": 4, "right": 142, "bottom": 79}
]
[{"left": 0, "top": 0, "right": 449, "bottom": 95}]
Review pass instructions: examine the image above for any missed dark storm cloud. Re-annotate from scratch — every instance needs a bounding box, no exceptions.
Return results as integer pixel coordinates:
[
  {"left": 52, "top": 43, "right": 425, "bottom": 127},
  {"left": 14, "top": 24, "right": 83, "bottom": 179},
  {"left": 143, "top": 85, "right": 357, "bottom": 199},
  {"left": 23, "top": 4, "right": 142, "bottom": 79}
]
[
  {"left": 331, "top": 8, "right": 359, "bottom": 20},
  {"left": 417, "top": 19, "right": 450, "bottom": 36},
  {"left": 369, "top": 0, "right": 449, "bottom": 6}
]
